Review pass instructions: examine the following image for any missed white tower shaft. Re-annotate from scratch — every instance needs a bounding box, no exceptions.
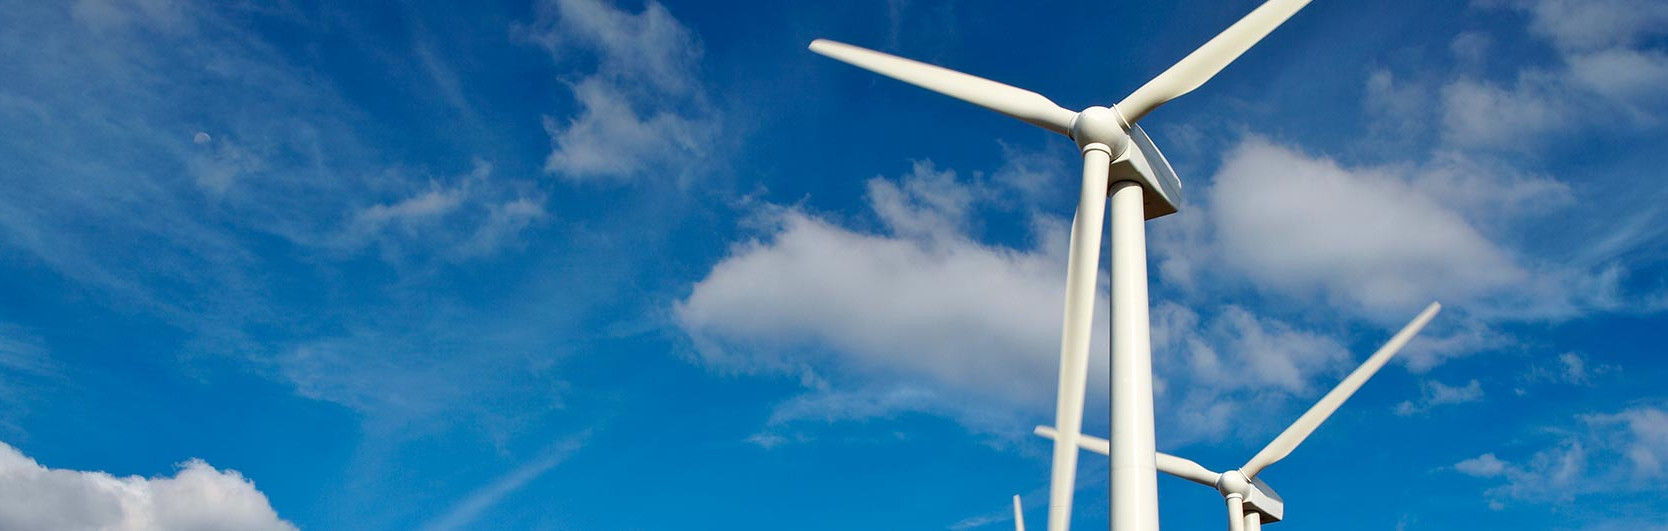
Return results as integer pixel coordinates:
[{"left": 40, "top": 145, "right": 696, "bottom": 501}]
[{"left": 1108, "top": 179, "right": 1159, "bottom": 531}]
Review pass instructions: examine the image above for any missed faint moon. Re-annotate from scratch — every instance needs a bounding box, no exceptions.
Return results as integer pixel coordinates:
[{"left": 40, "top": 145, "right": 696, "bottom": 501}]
[{"left": 193, "top": 132, "right": 212, "bottom": 144}]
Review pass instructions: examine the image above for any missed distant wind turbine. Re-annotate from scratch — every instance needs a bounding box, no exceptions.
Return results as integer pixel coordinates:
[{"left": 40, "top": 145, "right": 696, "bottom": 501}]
[{"left": 1034, "top": 302, "right": 1443, "bottom": 531}]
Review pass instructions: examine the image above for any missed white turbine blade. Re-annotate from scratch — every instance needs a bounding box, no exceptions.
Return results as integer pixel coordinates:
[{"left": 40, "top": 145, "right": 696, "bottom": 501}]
[
  {"left": 809, "top": 39, "right": 1078, "bottom": 136},
  {"left": 1156, "top": 453, "right": 1221, "bottom": 488},
  {"left": 1045, "top": 150, "right": 1112, "bottom": 531},
  {"left": 1014, "top": 495, "right": 1026, "bottom": 531},
  {"left": 1241, "top": 302, "right": 1443, "bottom": 478},
  {"left": 1035, "top": 425, "right": 1110, "bottom": 455},
  {"left": 1116, "top": 0, "right": 1314, "bottom": 124},
  {"left": 1226, "top": 496, "right": 1247, "bottom": 531},
  {"left": 1034, "top": 426, "right": 1219, "bottom": 487}
]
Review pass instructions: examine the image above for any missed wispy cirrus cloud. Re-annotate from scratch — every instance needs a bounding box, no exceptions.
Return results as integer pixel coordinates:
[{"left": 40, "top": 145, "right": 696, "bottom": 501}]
[{"left": 420, "top": 434, "right": 588, "bottom": 531}]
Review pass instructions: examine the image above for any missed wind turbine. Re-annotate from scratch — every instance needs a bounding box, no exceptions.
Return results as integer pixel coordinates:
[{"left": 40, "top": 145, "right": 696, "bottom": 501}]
[
  {"left": 809, "top": 1, "right": 1317, "bottom": 530},
  {"left": 1034, "top": 302, "right": 1443, "bottom": 531}
]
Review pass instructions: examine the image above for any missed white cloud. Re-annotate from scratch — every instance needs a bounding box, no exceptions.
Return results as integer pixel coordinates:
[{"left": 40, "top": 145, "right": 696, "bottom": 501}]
[
  {"left": 0, "top": 441, "right": 295, "bottom": 531},
  {"left": 1565, "top": 48, "right": 1668, "bottom": 115},
  {"left": 334, "top": 161, "right": 547, "bottom": 261},
  {"left": 1205, "top": 139, "right": 1527, "bottom": 317},
  {"left": 1516, "top": 0, "right": 1668, "bottom": 53},
  {"left": 1149, "top": 302, "right": 1361, "bottom": 442},
  {"left": 1453, "top": 405, "right": 1668, "bottom": 508},
  {"left": 1520, "top": 352, "right": 1616, "bottom": 392},
  {"left": 1438, "top": 0, "right": 1668, "bottom": 147},
  {"left": 541, "top": 78, "right": 709, "bottom": 178},
  {"left": 1455, "top": 453, "right": 1507, "bottom": 477},
  {"left": 421, "top": 435, "right": 586, "bottom": 531},
  {"left": 525, "top": 0, "right": 720, "bottom": 183},
  {"left": 676, "top": 160, "right": 1105, "bottom": 437},
  {"left": 1393, "top": 379, "right": 1483, "bottom": 416},
  {"left": 1156, "top": 136, "right": 1627, "bottom": 332},
  {"left": 1586, "top": 407, "right": 1668, "bottom": 478},
  {"left": 1439, "top": 75, "right": 1569, "bottom": 150}
]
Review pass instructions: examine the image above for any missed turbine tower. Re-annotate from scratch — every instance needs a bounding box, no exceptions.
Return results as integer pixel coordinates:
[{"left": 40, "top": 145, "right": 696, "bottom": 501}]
[{"left": 810, "top": 1, "right": 1317, "bottom": 529}]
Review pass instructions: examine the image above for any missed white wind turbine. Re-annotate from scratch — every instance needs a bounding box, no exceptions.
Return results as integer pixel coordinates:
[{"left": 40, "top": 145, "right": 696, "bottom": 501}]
[
  {"left": 1033, "top": 302, "right": 1443, "bottom": 531},
  {"left": 809, "top": 1, "right": 1317, "bottom": 530}
]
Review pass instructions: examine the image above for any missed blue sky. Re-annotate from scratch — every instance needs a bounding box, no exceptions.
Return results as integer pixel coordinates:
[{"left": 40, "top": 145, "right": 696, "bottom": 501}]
[{"left": 1, "top": 0, "right": 1666, "bottom": 529}]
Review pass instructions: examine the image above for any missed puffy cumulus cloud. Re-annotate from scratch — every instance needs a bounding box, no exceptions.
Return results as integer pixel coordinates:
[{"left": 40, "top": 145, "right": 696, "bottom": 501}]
[
  {"left": 1451, "top": 405, "right": 1668, "bottom": 509},
  {"left": 1168, "top": 138, "right": 1620, "bottom": 326},
  {"left": 1152, "top": 136, "right": 1632, "bottom": 372},
  {"left": 1209, "top": 140, "right": 1522, "bottom": 316},
  {"left": 676, "top": 161, "right": 1108, "bottom": 438},
  {"left": 0, "top": 441, "right": 295, "bottom": 531},
  {"left": 524, "top": 0, "right": 720, "bottom": 183}
]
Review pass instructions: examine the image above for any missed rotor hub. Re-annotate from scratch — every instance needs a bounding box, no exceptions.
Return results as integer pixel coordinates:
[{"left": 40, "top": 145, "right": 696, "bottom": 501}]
[
  {"left": 1070, "top": 106, "right": 1131, "bottom": 156},
  {"left": 1215, "top": 469, "right": 1252, "bottom": 498}
]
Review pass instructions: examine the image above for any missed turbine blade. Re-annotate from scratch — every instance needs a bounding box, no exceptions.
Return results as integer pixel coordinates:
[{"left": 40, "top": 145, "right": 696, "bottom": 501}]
[
  {"left": 1156, "top": 453, "right": 1221, "bottom": 488},
  {"left": 809, "top": 39, "right": 1077, "bottom": 136},
  {"left": 1116, "top": 0, "right": 1314, "bottom": 124},
  {"left": 1014, "top": 495, "right": 1026, "bottom": 531},
  {"left": 1226, "top": 496, "right": 1247, "bottom": 531},
  {"left": 1034, "top": 426, "right": 1110, "bottom": 456},
  {"left": 1241, "top": 302, "right": 1443, "bottom": 478},
  {"left": 1045, "top": 150, "right": 1112, "bottom": 531},
  {"left": 1034, "top": 426, "right": 1220, "bottom": 487}
]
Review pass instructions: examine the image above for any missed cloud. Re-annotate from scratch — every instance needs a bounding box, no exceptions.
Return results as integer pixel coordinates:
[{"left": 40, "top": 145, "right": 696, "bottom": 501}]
[
  {"left": 1514, "top": 0, "right": 1668, "bottom": 53},
  {"left": 0, "top": 441, "right": 295, "bottom": 531},
  {"left": 0, "top": 325, "right": 56, "bottom": 434},
  {"left": 0, "top": 2, "right": 548, "bottom": 341},
  {"left": 1519, "top": 352, "right": 1617, "bottom": 393},
  {"left": 524, "top": 0, "right": 720, "bottom": 183},
  {"left": 677, "top": 157, "right": 1380, "bottom": 445},
  {"left": 1205, "top": 139, "right": 1530, "bottom": 317},
  {"left": 1148, "top": 302, "right": 1362, "bottom": 442},
  {"left": 421, "top": 435, "right": 587, "bottom": 531},
  {"left": 1393, "top": 379, "right": 1483, "bottom": 416},
  {"left": 334, "top": 161, "right": 547, "bottom": 261},
  {"left": 1455, "top": 453, "right": 1508, "bottom": 477},
  {"left": 676, "top": 160, "right": 1106, "bottom": 438},
  {"left": 1152, "top": 136, "right": 1627, "bottom": 371},
  {"left": 1587, "top": 407, "right": 1668, "bottom": 478},
  {"left": 1452, "top": 405, "right": 1668, "bottom": 509},
  {"left": 1439, "top": 0, "right": 1668, "bottom": 148}
]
